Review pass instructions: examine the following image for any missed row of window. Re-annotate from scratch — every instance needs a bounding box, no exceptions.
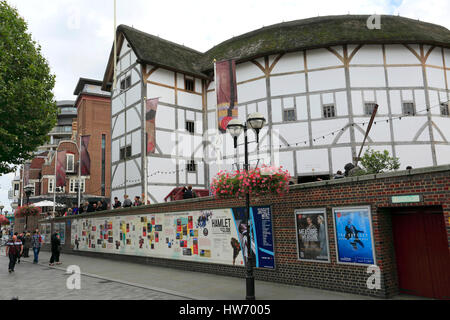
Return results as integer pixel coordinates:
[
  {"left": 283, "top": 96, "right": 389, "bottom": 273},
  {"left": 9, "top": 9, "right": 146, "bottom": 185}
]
[
  {"left": 281, "top": 102, "right": 449, "bottom": 122},
  {"left": 48, "top": 178, "right": 85, "bottom": 193}
]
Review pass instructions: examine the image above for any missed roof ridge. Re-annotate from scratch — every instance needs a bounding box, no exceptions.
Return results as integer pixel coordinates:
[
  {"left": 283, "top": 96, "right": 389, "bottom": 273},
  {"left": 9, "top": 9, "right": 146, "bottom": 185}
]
[{"left": 118, "top": 24, "right": 205, "bottom": 56}]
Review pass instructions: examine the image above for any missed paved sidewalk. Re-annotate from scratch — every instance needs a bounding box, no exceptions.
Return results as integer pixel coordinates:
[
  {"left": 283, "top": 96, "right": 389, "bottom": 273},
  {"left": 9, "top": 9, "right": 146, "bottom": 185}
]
[{"left": 2, "top": 249, "right": 382, "bottom": 300}]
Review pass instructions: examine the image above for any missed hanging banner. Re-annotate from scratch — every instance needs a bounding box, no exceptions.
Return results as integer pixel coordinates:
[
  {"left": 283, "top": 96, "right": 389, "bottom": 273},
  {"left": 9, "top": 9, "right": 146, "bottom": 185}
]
[
  {"left": 23, "top": 162, "right": 31, "bottom": 187},
  {"left": 295, "top": 209, "right": 330, "bottom": 262},
  {"left": 56, "top": 151, "right": 67, "bottom": 188},
  {"left": 333, "top": 206, "right": 376, "bottom": 265},
  {"left": 80, "top": 136, "right": 91, "bottom": 176},
  {"left": 146, "top": 98, "right": 159, "bottom": 154},
  {"left": 215, "top": 60, "right": 238, "bottom": 133}
]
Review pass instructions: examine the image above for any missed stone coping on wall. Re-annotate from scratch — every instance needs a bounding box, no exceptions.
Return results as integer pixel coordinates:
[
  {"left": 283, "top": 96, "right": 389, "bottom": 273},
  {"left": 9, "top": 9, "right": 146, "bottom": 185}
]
[{"left": 40, "top": 164, "right": 450, "bottom": 223}]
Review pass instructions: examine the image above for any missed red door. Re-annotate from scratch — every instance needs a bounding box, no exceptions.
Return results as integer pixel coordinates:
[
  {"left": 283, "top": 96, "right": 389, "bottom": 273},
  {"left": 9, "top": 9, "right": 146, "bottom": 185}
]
[{"left": 392, "top": 208, "right": 450, "bottom": 299}]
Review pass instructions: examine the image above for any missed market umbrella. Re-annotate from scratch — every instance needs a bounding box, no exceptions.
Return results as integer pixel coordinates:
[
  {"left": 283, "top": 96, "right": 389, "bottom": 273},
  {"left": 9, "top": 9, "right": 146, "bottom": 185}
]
[{"left": 33, "top": 200, "right": 65, "bottom": 208}]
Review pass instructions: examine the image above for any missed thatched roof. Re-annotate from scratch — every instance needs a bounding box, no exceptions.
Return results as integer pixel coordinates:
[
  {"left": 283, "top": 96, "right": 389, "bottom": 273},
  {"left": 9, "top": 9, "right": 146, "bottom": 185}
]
[{"left": 102, "top": 15, "right": 450, "bottom": 88}]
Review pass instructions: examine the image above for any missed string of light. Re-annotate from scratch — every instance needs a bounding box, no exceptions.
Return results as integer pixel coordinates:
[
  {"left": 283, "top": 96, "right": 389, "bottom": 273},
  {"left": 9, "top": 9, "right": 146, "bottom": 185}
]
[{"left": 268, "top": 100, "right": 449, "bottom": 150}]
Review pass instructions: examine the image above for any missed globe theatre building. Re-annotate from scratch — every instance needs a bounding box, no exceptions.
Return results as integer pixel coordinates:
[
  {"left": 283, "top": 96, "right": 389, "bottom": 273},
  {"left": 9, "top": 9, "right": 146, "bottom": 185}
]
[{"left": 102, "top": 15, "right": 450, "bottom": 204}]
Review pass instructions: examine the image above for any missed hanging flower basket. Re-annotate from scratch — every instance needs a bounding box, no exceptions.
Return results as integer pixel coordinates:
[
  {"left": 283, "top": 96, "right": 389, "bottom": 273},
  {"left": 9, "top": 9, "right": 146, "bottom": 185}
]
[
  {"left": 15, "top": 205, "right": 42, "bottom": 218},
  {"left": 211, "top": 165, "right": 291, "bottom": 199}
]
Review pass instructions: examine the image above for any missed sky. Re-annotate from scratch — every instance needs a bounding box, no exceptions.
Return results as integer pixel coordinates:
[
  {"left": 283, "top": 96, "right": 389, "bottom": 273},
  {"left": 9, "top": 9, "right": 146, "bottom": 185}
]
[{"left": 0, "top": 0, "right": 449, "bottom": 211}]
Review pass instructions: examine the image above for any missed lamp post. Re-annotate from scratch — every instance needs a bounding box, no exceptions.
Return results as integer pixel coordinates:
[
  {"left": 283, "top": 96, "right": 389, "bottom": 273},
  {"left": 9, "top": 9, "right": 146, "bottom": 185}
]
[
  {"left": 227, "top": 112, "right": 266, "bottom": 301},
  {"left": 0, "top": 204, "right": 4, "bottom": 215},
  {"left": 24, "top": 184, "right": 34, "bottom": 230}
]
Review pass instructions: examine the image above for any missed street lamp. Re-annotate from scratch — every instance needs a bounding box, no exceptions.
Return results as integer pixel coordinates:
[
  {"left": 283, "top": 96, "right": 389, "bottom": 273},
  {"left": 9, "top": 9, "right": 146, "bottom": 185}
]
[
  {"left": 0, "top": 204, "right": 4, "bottom": 215},
  {"left": 24, "top": 184, "right": 34, "bottom": 230},
  {"left": 227, "top": 112, "right": 266, "bottom": 301},
  {"left": 24, "top": 185, "right": 34, "bottom": 205}
]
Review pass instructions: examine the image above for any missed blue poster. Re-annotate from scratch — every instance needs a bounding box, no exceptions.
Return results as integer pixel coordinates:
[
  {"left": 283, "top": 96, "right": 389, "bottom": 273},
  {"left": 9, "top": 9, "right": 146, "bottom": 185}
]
[
  {"left": 334, "top": 207, "right": 375, "bottom": 265},
  {"left": 232, "top": 206, "right": 275, "bottom": 269}
]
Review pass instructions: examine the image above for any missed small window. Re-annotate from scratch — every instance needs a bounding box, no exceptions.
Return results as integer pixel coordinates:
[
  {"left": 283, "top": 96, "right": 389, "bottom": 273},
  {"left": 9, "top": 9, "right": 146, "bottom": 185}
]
[
  {"left": 70, "top": 178, "right": 85, "bottom": 193},
  {"left": 440, "top": 103, "right": 449, "bottom": 116},
  {"left": 66, "top": 154, "right": 75, "bottom": 172},
  {"left": 48, "top": 178, "right": 54, "bottom": 193},
  {"left": 283, "top": 109, "right": 296, "bottom": 122},
  {"left": 402, "top": 102, "right": 415, "bottom": 116},
  {"left": 186, "top": 121, "right": 195, "bottom": 134},
  {"left": 186, "top": 160, "right": 197, "bottom": 173},
  {"left": 323, "top": 105, "right": 336, "bottom": 118},
  {"left": 365, "top": 103, "right": 377, "bottom": 116},
  {"left": 120, "top": 145, "right": 132, "bottom": 160},
  {"left": 120, "top": 75, "right": 132, "bottom": 91},
  {"left": 185, "top": 77, "right": 195, "bottom": 92}
]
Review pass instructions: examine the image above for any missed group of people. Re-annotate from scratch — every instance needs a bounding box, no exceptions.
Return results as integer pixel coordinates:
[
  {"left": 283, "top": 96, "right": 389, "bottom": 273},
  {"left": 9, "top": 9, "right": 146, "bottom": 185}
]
[
  {"left": 61, "top": 200, "right": 109, "bottom": 217},
  {"left": 4, "top": 229, "right": 63, "bottom": 273},
  {"left": 112, "top": 194, "right": 149, "bottom": 209}
]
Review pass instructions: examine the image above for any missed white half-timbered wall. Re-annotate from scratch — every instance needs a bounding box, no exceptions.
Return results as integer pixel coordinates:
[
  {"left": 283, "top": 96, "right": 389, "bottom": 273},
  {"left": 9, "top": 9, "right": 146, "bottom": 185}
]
[
  {"left": 206, "top": 44, "right": 450, "bottom": 181},
  {"left": 111, "top": 38, "right": 207, "bottom": 204}
]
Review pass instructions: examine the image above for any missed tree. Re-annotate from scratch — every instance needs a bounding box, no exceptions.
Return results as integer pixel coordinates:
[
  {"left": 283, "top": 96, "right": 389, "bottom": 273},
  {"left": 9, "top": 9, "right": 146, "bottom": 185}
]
[
  {"left": 0, "top": 1, "right": 58, "bottom": 174},
  {"left": 359, "top": 148, "right": 400, "bottom": 174}
]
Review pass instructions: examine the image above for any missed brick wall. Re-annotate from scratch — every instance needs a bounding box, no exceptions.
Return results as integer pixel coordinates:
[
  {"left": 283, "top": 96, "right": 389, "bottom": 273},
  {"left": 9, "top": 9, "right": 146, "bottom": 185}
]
[{"left": 41, "top": 166, "right": 450, "bottom": 298}]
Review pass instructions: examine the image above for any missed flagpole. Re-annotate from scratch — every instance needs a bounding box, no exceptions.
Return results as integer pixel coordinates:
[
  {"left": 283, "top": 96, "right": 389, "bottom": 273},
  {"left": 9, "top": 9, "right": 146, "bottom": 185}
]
[
  {"left": 113, "top": 0, "right": 117, "bottom": 91},
  {"left": 214, "top": 59, "right": 222, "bottom": 172},
  {"left": 78, "top": 135, "right": 82, "bottom": 208}
]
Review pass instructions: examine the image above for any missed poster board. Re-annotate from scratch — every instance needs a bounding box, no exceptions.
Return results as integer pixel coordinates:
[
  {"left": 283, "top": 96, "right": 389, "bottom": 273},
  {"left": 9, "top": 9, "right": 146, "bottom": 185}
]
[
  {"left": 332, "top": 206, "right": 376, "bottom": 265},
  {"left": 71, "top": 206, "right": 274, "bottom": 269},
  {"left": 295, "top": 208, "right": 330, "bottom": 263}
]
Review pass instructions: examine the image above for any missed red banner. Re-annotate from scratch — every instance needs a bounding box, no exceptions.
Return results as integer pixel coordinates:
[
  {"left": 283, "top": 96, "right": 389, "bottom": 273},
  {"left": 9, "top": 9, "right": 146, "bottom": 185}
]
[
  {"left": 80, "top": 136, "right": 91, "bottom": 176},
  {"left": 56, "top": 151, "right": 67, "bottom": 188},
  {"left": 23, "top": 163, "right": 31, "bottom": 187},
  {"left": 146, "top": 98, "right": 159, "bottom": 154},
  {"left": 216, "top": 60, "right": 238, "bottom": 133}
]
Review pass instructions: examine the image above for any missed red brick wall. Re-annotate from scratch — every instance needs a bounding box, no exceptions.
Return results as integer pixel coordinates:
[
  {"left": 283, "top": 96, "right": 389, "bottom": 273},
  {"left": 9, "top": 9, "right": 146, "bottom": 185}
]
[{"left": 44, "top": 167, "right": 450, "bottom": 298}]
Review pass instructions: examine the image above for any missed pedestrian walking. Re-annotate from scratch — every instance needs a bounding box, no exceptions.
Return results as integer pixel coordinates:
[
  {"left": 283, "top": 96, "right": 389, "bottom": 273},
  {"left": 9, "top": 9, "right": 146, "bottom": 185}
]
[
  {"left": 6, "top": 235, "right": 23, "bottom": 273},
  {"left": 31, "top": 230, "right": 42, "bottom": 264},
  {"left": 16, "top": 232, "right": 24, "bottom": 264},
  {"left": 23, "top": 232, "right": 32, "bottom": 258},
  {"left": 49, "top": 232, "right": 62, "bottom": 266}
]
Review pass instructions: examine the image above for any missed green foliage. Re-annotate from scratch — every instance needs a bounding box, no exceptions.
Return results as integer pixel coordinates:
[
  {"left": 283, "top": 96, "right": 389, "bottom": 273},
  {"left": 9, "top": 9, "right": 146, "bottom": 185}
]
[
  {"left": 0, "top": 0, "right": 58, "bottom": 174},
  {"left": 359, "top": 148, "right": 400, "bottom": 174}
]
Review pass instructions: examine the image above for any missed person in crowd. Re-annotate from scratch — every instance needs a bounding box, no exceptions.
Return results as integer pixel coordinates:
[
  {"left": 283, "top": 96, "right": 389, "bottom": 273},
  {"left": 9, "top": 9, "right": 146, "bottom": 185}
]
[
  {"left": 6, "top": 235, "right": 23, "bottom": 273},
  {"left": 183, "top": 186, "right": 196, "bottom": 199},
  {"left": 122, "top": 195, "right": 132, "bottom": 208},
  {"left": 133, "top": 196, "right": 143, "bottom": 207},
  {"left": 72, "top": 207, "right": 79, "bottom": 215},
  {"left": 49, "top": 232, "right": 62, "bottom": 266},
  {"left": 87, "top": 202, "right": 95, "bottom": 213},
  {"left": 334, "top": 170, "right": 345, "bottom": 179},
  {"left": 100, "top": 200, "right": 108, "bottom": 211},
  {"left": 16, "top": 232, "right": 24, "bottom": 264},
  {"left": 22, "top": 232, "right": 32, "bottom": 258},
  {"left": 31, "top": 229, "right": 42, "bottom": 264},
  {"left": 96, "top": 201, "right": 103, "bottom": 211},
  {"left": 113, "top": 197, "right": 122, "bottom": 209}
]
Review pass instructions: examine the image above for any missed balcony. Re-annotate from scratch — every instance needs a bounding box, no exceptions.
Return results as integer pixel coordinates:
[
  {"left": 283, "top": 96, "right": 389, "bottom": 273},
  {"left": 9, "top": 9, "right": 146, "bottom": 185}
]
[{"left": 49, "top": 126, "right": 73, "bottom": 135}]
